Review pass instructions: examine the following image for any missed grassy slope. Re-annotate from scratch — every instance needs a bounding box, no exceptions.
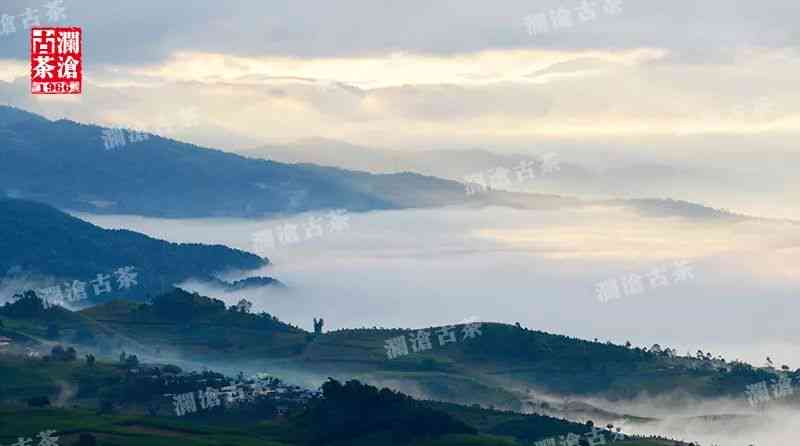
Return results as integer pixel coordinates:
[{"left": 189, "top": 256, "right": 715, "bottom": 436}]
[
  {"left": 78, "top": 290, "right": 307, "bottom": 359},
  {"left": 0, "top": 408, "right": 676, "bottom": 446},
  {"left": 2, "top": 302, "right": 775, "bottom": 406},
  {"left": 1, "top": 294, "right": 785, "bottom": 436},
  {"left": 0, "top": 354, "right": 676, "bottom": 446},
  {"left": 295, "top": 324, "right": 757, "bottom": 403}
]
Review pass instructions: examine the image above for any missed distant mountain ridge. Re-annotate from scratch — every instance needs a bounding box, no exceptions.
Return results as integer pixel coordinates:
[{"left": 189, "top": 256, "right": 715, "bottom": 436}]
[
  {"left": 245, "top": 139, "right": 751, "bottom": 208},
  {"left": 0, "top": 198, "right": 273, "bottom": 303},
  {"left": 248, "top": 139, "right": 766, "bottom": 222},
  {"left": 0, "top": 106, "right": 483, "bottom": 218},
  {"left": 0, "top": 106, "right": 752, "bottom": 223}
]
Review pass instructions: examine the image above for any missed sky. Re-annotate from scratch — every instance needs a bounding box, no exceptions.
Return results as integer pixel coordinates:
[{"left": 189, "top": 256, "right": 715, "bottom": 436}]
[{"left": 1, "top": 0, "right": 800, "bottom": 161}]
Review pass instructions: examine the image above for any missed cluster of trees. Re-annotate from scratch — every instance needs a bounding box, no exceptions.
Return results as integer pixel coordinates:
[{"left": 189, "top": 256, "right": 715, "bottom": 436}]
[
  {"left": 484, "top": 408, "right": 590, "bottom": 442},
  {"left": 48, "top": 344, "right": 77, "bottom": 361},
  {"left": 0, "top": 290, "right": 51, "bottom": 317},
  {"left": 297, "top": 379, "right": 476, "bottom": 445},
  {"left": 118, "top": 351, "right": 140, "bottom": 368},
  {"left": 141, "top": 289, "right": 300, "bottom": 332}
]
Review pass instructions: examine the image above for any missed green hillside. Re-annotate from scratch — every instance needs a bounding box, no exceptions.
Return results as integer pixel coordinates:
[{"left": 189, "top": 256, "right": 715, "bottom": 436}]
[
  {"left": 2, "top": 289, "right": 791, "bottom": 421},
  {"left": 294, "top": 324, "right": 787, "bottom": 409},
  {"left": 0, "top": 352, "right": 673, "bottom": 446},
  {"left": 0, "top": 198, "right": 272, "bottom": 303},
  {"left": 79, "top": 288, "right": 306, "bottom": 359}
]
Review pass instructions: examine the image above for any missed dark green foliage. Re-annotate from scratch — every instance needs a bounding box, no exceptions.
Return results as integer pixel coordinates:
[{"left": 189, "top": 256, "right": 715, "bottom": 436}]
[
  {"left": 709, "top": 361, "right": 779, "bottom": 395},
  {"left": 97, "top": 399, "right": 116, "bottom": 415},
  {"left": 77, "top": 433, "right": 97, "bottom": 446},
  {"left": 0, "top": 352, "right": 673, "bottom": 446},
  {"left": 296, "top": 379, "right": 476, "bottom": 445},
  {"left": 26, "top": 396, "right": 50, "bottom": 407},
  {"left": 151, "top": 289, "right": 227, "bottom": 321},
  {"left": 462, "top": 324, "right": 647, "bottom": 367},
  {"left": 209, "top": 276, "right": 286, "bottom": 290},
  {"left": 455, "top": 324, "right": 681, "bottom": 396},
  {"left": 161, "top": 364, "right": 182, "bottom": 374},
  {"left": 1, "top": 291, "right": 49, "bottom": 317},
  {"left": 0, "top": 198, "right": 268, "bottom": 302},
  {"left": 117, "top": 369, "right": 230, "bottom": 404},
  {"left": 49, "top": 345, "right": 77, "bottom": 361},
  {"left": 124, "top": 354, "right": 140, "bottom": 368},
  {"left": 133, "top": 288, "right": 299, "bottom": 333},
  {"left": 488, "top": 414, "right": 589, "bottom": 442}
]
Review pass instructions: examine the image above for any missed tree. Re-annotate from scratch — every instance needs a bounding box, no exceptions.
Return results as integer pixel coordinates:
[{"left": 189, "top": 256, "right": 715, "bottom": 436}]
[
  {"left": 50, "top": 345, "right": 65, "bottom": 360},
  {"left": 97, "top": 400, "right": 115, "bottom": 415},
  {"left": 124, "top": 354, "right": 140, "bottom": 368},
  {"left": 162, "top": 364, "right": 182, "bottom": 374},
  {"left": 49, "top": 345, "right": 76, "bottom": 361},
  {"left": 27, "top": 396, "right": 50, "bottom": 407},
  {"left": 311, "top": 379, "right": 476, "bottom": 444},
  {"left": 85, "top": 353, "right": 96, "bottom": 366},
  {"left": 234, "top": 299, "right": 253, "bottom": 314},
  {"left": 3, "top": 291, "right": 47, "bottom": 317},
  {"left": 77, "top": 433, "right": 97, "bottom": 446}
]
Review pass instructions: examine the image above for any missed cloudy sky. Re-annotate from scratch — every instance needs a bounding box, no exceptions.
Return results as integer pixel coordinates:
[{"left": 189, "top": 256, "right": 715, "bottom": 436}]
[{"left": 1, "top": 0, "right": 799, "bottom": 159}]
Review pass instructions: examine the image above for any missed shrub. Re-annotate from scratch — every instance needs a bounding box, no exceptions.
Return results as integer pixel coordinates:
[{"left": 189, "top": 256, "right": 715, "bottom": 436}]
[{"left": 27, "top": 396, "right": 50, "bottom": 407}]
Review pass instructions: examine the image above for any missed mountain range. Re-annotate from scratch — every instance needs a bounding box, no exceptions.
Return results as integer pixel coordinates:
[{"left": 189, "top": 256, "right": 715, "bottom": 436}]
[
  {"left": 0, "top": 198, "right": 275, "bottom": 304},
  {"left": 0, "top": 106, "right": 551, "bottom": 218},
  {"left": 244, "top": 138, "right": 799, "bottom": 219},
  {"left": 1, "top": 106, "right": 759, "bottom": 227}
]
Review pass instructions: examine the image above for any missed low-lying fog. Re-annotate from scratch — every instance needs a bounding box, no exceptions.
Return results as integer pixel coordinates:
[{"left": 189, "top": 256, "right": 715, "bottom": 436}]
[
  {"left": 78, "top": 205, "right": 800, "bottom": 367},
  {"left": 75, "top": 205, "right": 800, "bottom": 446}
]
